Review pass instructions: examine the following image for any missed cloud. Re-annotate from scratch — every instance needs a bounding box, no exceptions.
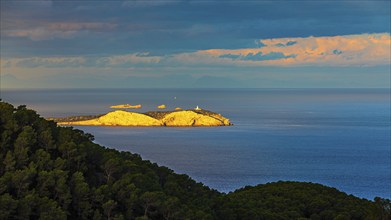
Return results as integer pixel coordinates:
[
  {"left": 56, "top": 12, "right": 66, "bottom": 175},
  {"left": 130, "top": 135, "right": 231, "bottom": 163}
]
[
  {"left": 2, "top": 1, "right": 389, "bottom": 58},
  {"left": 5, "top": 22, "right": 117, "bottom": 41},
  {"left": 191, "top": 33, "right": 391, "bottom": 66},
  {"left": 1, "top": 53, "right": 160, "bottom": 69},
  {"left": 2, "top": 33, "right": 390, "bottom": 68},
  {"left": 47, "top": 22, "right": 117, "bottom": 31},
  {"left": 101, "top": 53, "right": 161, "bottom": 66},
  {"left": 6, "top": 28, "right": 79, "bottom": 41},
  {"left": 220, "top": 52, "right": 297, "bottom": 61},
  {"left": 2, "top": 57, "right": 87, "bottom": 68}
]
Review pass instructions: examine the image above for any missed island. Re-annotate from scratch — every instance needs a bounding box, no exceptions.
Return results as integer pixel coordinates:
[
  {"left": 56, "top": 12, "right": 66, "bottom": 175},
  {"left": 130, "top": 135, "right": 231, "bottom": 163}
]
[
  {"left": 157, "top": 104, "right": 166, "bottom": 109},
  {"left": 49, "top": 109, "right": 232, "bottom": 126},
  {"left": 110, "top": 104, "right": 142, "bottom": 109}
]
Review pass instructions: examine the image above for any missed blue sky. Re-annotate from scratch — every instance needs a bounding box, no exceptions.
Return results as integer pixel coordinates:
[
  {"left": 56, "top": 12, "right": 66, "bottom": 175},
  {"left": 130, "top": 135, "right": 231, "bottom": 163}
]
[{"left": 1, "top": 0, "right": 390, "bottom": 88}]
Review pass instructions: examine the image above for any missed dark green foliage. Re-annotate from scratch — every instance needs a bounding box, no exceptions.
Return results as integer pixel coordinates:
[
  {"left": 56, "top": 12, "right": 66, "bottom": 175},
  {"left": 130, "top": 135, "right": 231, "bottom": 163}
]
[
  {"left": 0, "top": 101, "right": 218, "bottom": 219},
  {"left": 0, "top": 101, "right": 388, "bottom": 219},
  {"left": 216, "top": 182, "right": 387, "bottom": 219}
]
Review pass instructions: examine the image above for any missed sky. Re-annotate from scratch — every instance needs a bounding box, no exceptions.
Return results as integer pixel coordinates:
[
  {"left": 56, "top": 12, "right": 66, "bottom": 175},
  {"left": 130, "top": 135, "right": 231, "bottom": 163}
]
[{"left": 1, "top": 0, "right": 390, "bottom": 89}]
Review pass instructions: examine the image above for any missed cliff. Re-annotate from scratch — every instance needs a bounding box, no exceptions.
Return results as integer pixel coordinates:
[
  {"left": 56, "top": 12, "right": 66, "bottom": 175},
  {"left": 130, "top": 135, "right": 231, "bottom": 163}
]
[
  {"left": 162, "top": 111, "right": 230, "bottom": 126},
  {"left": 57, "top": 110, "right": 162, "bottom": 126},
  {"left": 55, "top": 109, "right": 232, "bottom": 126}
]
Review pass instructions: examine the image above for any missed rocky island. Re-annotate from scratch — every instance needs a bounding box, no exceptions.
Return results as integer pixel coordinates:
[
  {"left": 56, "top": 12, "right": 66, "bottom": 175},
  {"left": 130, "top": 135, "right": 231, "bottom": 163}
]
[
  {"left": 49, "top": 109, "right": 232, "bottom": 126},
  {"left": 110, "top": 104, "right": 142, "bottom": 109}
]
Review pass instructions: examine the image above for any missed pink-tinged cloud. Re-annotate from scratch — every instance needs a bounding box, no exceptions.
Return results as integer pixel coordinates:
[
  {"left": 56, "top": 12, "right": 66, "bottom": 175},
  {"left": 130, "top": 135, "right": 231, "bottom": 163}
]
[
  {"left": 5, "top": 22, "right": 117, "bottom": 41},
  {"left": 47, "top": 22, "right": 118, "bottom": 31},
  {"left": 6, "top": 28, "right": 79, "bottom": 41},
  {"left": 0, "top": 53, "right": 160, "bottom": 69},
  {"left": 1, "top": 57, "right": 87, "bottom": 68},
  {"left": 2, "top": 33, "right": 389, "bottom": 68},
  {"left": 182, "top": 33, "right": 390, "bottom": 66}
]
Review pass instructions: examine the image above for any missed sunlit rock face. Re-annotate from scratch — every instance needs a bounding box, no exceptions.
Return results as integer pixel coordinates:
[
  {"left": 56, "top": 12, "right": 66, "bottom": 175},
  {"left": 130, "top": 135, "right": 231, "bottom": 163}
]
[
  {"left": 162, "top": 111, "right": 229, "bottom": 126},
  {"left": 56, "top": 110, "right": 231, "bottom": 127},
  {"left": 58, "top": 110, "right": 162, "bottom": 126}
]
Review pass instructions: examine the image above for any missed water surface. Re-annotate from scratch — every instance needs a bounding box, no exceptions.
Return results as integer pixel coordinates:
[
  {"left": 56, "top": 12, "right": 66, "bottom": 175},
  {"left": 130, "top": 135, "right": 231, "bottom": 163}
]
[{"left": 2, "top": 88, "right": 390, "bottom": 199}]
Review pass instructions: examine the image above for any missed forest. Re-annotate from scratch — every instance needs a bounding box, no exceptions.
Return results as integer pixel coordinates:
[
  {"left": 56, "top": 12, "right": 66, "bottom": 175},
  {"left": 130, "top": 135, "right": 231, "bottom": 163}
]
[{"left": 0, "top": 101, "right": 389, "bottom": 220}]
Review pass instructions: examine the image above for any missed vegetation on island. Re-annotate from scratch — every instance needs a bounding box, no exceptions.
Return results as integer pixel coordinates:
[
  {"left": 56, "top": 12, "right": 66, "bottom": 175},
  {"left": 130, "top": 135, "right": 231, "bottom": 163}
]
[
  {"left": 47, "top": 115, "right": 103, "bottom": 123},
  {"left": 0, "top": 101, "right": 389, "bottom": 220}
]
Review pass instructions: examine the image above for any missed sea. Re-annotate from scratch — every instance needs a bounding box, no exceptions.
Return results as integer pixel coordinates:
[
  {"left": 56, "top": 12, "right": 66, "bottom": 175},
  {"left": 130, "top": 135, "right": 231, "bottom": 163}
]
[{"left": 2, "top": 88, "right": 390, "bottom": 200}]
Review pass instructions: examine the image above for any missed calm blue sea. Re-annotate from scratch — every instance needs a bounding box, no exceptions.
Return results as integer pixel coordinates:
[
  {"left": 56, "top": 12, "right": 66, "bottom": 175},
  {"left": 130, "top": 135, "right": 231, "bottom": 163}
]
[{"left": 2, "top": 88, "right": 390, "bottom": 199}]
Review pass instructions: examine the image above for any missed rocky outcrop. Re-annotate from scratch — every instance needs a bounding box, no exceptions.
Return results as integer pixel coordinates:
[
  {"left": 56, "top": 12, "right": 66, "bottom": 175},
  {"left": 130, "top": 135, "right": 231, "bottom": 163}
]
[
  {"left": 110, "top": 104, "right": 142, "bottom": 109},
  {"left": 55, "top": 109, "right": 231, "bottom": 127},
  {"left": 162, "top": 111, "right": 230, "bottom": 126},
  {"left": 58, "top": 110, "right": 162, "bottom": 126}
]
